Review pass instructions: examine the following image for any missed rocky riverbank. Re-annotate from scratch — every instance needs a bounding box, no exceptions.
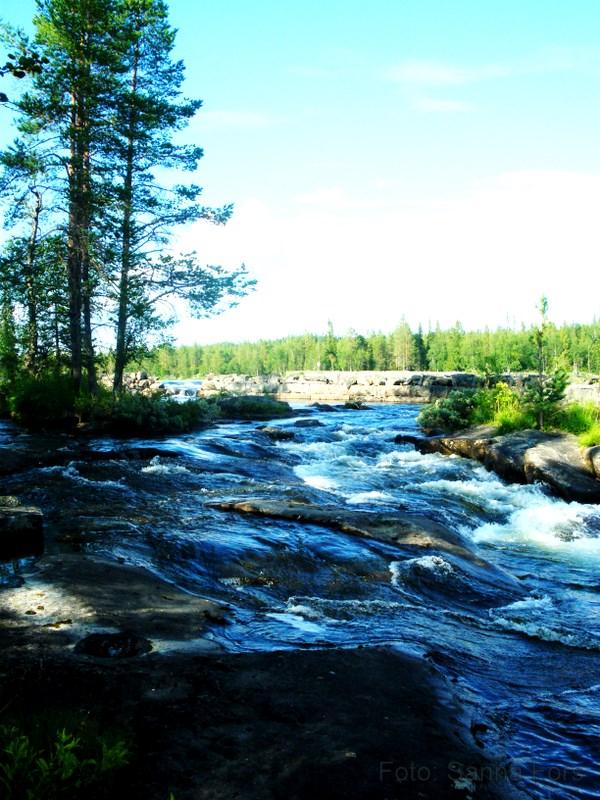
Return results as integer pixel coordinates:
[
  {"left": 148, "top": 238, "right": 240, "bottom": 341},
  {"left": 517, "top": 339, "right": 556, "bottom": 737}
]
[
  {"left": 120, "top": 369, "right": 600, "bottom": 406},
  {"left": 397, "top": 427, "right": 600, "bottom": 503},
  {"left": 3, "top": 404, "right": 600, "bottom": 799},
  {"left": 1, "top": 551, "right": 517, "bottom": 800}
]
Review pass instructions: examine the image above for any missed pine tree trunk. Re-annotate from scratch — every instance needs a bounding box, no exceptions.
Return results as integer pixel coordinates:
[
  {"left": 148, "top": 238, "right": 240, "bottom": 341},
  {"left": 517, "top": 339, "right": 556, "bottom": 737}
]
[
  {"left": 24, "top": 189, "right": 42, "bottom": 372},
  {"left": 81, "top": 87, "right": 97, "bottom": 394},
  {"left": 113, "top": 47, "right": 139, "bottom": 393},
  {"left": 67, "top": 89, "right": 83, "bottom": 392}
]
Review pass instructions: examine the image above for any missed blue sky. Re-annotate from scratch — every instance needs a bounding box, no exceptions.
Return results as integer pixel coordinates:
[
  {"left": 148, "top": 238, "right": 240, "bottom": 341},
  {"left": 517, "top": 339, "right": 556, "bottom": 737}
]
[{"left": 2, "top": 0, "right": 600, "bottom": 343}]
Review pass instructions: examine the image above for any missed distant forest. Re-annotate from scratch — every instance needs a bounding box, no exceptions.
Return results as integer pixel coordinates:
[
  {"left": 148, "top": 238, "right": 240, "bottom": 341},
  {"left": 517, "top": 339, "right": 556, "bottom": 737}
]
[{"left": 135, "top": 320, "right": 600, "bottom": 377}]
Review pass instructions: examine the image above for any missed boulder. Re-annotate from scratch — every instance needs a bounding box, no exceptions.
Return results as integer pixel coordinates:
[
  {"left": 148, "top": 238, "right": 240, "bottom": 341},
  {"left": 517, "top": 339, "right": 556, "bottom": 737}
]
[
  {"left": 523, "top": 438, "right": 600, "bottom": 503},
  {"left": 259, "top": 427, "right": 295, "bottom": 441},
  {"left": 407, "top": 427, "right": 600, "bottom": 503},
  {"left": 583, "top": 445, "right": 600, "bottom": 479},
  {"left": 413, "top": 426, "right": 498, "bottom": 463}
]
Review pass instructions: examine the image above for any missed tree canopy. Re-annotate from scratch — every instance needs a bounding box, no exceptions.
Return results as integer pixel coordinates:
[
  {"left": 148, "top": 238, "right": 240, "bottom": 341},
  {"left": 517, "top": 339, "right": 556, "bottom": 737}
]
[
  {"left": 0, "top": 0, "right": 253, "bottom": 394},
  {"left": 134, "top": 318, "right": 600, "bottom": 378}
]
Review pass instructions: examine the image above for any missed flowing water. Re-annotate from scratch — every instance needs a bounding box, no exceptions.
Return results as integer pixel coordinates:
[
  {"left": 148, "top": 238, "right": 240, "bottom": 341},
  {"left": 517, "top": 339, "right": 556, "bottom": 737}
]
[{"left": 2, "top": 403, "right": 600, "bottom": 798}]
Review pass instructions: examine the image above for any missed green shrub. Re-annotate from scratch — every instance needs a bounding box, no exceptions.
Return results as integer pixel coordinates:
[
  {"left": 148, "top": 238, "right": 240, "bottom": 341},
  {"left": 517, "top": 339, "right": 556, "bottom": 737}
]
[
  {"left": 418, "top": 383, "right": 534, "bottom": 434},
  {"left": 0, "top": 719, "right": 129, "bottom": 799},
  {"left": 4, "top": 373, "right": 220, "bottom": 434},
  {"left": 76, "top": 389, "right": 219, "bottom": 435},
  {"left": 6, "top": 372, "right": 76, "bottom": 428},
  {"left": 417, "top": 390, "right": 476, "bottom": 432},
  {"left": 214, "top": 394, "right": 292, "bottom": 420}
]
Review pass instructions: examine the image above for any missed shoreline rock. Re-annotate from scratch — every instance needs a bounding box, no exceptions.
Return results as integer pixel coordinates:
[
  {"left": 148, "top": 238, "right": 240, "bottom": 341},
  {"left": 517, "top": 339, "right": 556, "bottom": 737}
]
[
  {"left": 400, "top": 427, "right": 600, "bottom": 503},
  {"left": 0, "top": 641, "right": 519, "bottom": 799}
]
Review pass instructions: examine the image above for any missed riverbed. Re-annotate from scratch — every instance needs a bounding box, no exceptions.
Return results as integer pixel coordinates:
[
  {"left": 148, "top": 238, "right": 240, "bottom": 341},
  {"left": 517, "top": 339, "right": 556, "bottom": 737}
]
[{"left": 1, "top": 402, "right": 599, "bottom": 799}]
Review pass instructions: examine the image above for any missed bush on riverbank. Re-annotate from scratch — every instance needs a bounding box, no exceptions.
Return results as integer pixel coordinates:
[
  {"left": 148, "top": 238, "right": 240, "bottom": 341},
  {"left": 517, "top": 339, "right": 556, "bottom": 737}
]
[
  {"left": 2, "top": 374, "right": 293, "bottom": 433},
  {"left": 213, "top": 394, "right": 293, "bottom": 420},
  {"left": 2, "top": 373, "right": 217, "bottom": 433},
  {"left": 76, "top": 390, "right": 219, "bottom": 434},
  {"left": 418, "top": 383, "right": 600, "bottom": 444},
  {"left": 416, "top": 390, "right": 476, "bottom": 432},
  {"left": 4, "top": 373, "right": 77, "bottom": 428}
]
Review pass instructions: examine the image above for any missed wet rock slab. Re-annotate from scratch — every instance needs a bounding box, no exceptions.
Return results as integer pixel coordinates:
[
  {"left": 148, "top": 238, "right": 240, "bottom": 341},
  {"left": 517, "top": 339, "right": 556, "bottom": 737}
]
[
  {"left": 207, "top": 497, "right": 524, "bottom": 603},
  {"left": 0, "top": 645, "right": 516, "bottom": 800},
  {"left": 0, "top": 554, "right": 227, "bottom": 654}
]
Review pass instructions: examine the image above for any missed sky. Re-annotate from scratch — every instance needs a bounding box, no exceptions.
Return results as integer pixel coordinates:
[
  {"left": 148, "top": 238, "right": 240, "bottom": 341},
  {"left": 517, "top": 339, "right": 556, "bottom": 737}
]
[{"left": 1, "top": 0, "right": 600, "bottom": 344}]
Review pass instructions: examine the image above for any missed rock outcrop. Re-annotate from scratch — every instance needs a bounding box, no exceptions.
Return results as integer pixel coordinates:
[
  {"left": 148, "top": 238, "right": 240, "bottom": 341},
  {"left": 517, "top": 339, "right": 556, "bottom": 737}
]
[
  {"left": 401, "top": 427, "right": 600, "bottom": 503},
  {"left": 103, "top": 370, "right": 600, "bottom": 406},
  {"left": 199, "top": 370, "right": 481, "bottom": 404}
]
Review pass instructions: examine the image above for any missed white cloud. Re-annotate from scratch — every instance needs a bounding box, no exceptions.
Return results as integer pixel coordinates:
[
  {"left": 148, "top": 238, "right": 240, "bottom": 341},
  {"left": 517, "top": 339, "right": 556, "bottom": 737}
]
[
  {"left": 169, "top": 171, "right": 600, "bottom": 344},
  {"left": 387, "top": 47, "right": 600, "bottom": 90},
  {"left": 294, "top": 186, "right": 369, "bottom": 210}
]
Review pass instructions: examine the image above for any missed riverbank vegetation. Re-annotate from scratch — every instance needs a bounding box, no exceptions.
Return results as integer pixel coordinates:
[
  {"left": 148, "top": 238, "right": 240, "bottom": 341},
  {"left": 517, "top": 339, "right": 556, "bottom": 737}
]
[
  {"left": 134, "top": 318, "right": 600, "bottom": 377},
  {"left": 1, "top": 372, "right": 291, "bottom": 432},
  {"left": 418, "top": 383, "right": 600, "bottom": 446}
]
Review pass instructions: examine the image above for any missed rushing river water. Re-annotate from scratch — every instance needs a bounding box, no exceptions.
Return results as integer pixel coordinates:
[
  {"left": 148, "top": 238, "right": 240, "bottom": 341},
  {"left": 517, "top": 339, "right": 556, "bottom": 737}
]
[{"left": 2, "top": 402, "right": 600, "bottom": 799}]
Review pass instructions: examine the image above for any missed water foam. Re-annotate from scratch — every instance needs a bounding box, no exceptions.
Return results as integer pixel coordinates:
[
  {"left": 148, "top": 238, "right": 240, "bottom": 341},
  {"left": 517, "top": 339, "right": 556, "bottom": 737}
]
[
  {"left": 346, "top": 490, "right": 394, "bottom": 505},
  {"left": 38, "top": 462, "right": 125, "bottom": 489},
  {"left": 489, "top": 596, "right": 600, "bottom": 651},
  {"left": 285, "top": 595, "right": 411, "bottom": 621},
  {"left": 142, "top": 455, "right": 190, "bottom": 475},
  {"left": 469, "top": 493, "right": 600, "bottom": 560}
]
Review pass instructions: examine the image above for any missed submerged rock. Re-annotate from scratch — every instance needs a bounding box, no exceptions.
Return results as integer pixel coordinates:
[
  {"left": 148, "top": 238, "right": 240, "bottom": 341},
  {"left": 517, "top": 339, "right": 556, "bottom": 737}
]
[
  {"left": 259, "top": 426, "right": 295, "bottom": 441},
  {"left": 206, "top": 497, "right": 522, "bottom": 599}
]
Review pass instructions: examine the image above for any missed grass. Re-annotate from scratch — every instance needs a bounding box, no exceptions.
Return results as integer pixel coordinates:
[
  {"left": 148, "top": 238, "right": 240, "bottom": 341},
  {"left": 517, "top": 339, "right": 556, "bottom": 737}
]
[
  {"left": 213, "top": 394, "right": 292, "bottom": 420},
  {"left": 579, "top": 422, "right": 600, "bottom": 448}
]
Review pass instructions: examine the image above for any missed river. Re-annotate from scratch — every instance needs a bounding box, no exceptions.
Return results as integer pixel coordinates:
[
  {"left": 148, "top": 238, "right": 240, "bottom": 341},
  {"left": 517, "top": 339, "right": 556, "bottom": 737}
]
[{"left": 2, "top": 402, "right": 599, "bottom": 799}]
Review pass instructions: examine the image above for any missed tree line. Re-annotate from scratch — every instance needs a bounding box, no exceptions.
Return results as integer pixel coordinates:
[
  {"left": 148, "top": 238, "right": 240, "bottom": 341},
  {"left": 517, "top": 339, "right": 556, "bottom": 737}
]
[
  {"left": 135, "top": 319, "right": 600, "bottom": 378},
  {"left": 0, "top": 0, "right": 252, "bottom": 397}
]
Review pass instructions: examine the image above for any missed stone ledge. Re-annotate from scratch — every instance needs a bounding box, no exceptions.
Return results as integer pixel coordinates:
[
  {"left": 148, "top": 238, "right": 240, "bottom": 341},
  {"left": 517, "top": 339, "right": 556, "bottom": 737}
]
[{"left": 403, "top": 426, "right": 600, "bottom": 503}]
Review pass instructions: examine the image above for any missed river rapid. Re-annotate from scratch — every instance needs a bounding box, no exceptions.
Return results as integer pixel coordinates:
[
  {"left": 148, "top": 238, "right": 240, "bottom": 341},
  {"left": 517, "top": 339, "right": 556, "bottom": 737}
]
[{"left": 2, "top": 402, "right": 600, "bottom": 799}]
